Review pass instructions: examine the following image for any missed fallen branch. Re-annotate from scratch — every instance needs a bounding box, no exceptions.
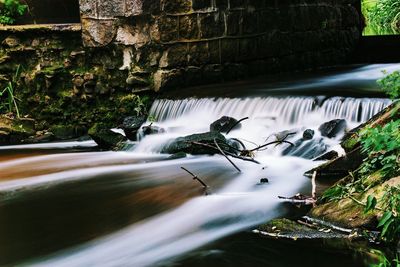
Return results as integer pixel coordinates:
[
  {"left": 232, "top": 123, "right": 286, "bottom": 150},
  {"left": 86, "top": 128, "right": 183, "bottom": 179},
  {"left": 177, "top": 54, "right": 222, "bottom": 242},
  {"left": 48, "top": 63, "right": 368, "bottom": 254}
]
[
  {"left": 181, "top": 167, "right": 208, "bottom": 188},
  {"left": 189, "top": 141, "right": 260, "bottom": 164},
  {"left": 226, "top": 117, "right": 249, "bottom": 135},
  {"left": 214, "top": 138, "right": 241, "bottom": 172}
]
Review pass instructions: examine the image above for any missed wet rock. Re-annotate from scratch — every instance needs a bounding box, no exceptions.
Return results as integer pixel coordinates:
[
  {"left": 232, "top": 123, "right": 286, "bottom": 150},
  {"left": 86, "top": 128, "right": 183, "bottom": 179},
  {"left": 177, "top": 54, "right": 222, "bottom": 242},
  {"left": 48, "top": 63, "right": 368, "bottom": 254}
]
[
  {"left": 303, "top": 129, "right": 315, "bottom": 140},
  {"left": 141, "top": 124, "right": 165, "bottom": 137},
  {"left": 121, "top": 116, "right": 147, "bottom": 141},
  {"left": 88, "top": 123, "right": 127, "bottom": 149},
  {"left": 161, "top": 131, "right": 232, "bottom": 155},
  {"left": 318, "top": 119, "right": 347, "bottom": 138},
  {"left": 29, "top": 131, "right": 56, "bottom": 143},
  {"left": 210, "top": 116, "right": 240, "bottom": 133}
]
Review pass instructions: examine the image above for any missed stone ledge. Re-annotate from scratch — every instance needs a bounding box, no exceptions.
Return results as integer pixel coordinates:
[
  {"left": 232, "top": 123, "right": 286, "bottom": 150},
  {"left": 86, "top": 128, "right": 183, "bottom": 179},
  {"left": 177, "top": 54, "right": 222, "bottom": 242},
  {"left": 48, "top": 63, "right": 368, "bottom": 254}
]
[{"left": 0, "top": 23, "right": 82, "bottom": 33}]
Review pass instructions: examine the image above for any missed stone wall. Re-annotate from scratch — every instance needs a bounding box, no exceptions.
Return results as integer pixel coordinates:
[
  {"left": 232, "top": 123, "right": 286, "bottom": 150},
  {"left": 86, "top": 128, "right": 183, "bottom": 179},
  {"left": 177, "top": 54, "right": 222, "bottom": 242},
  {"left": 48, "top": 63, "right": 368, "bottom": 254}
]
[
  {"left": 79, "top": 0, "right": 361, "bottom": 91},
  {"left": 0, "top": 24, "right": 153, "bottom": 133}
]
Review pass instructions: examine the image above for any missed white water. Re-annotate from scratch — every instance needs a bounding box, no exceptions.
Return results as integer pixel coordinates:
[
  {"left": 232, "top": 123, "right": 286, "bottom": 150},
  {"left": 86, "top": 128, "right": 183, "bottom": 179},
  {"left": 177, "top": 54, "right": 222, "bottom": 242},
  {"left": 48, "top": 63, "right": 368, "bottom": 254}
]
[
  {"left": 19, "top": 95, "right": 390, "bottom": 267},
  {"left": 6, "top": 64, "right": 397, "bottom": 267}
]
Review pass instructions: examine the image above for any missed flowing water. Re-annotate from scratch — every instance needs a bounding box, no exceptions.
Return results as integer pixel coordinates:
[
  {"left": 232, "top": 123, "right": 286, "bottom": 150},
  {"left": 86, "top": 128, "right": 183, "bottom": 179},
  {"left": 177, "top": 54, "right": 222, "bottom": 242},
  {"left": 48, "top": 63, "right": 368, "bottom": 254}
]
[{"left": 0, "top": 64, "right": 398, "bottom": 267}]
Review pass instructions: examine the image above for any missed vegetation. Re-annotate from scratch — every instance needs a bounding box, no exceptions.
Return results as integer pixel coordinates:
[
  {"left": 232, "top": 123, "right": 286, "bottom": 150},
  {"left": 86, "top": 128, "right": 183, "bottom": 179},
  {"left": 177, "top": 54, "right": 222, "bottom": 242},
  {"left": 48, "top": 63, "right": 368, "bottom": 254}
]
[
  {"left": 0, "top": 0, "right": 27, "bottom": 25},
  {"left": 378, "top": 71, "right": 400, "bottom": 100},
  {"left": 322, "top": 72, "right": 400, "bottom": 244},
  {"left": 0, "top": 65, "right": 21, "bottom": 117},
  {"left": 362, "top": 0, "right": 400, "bottom": 35}
]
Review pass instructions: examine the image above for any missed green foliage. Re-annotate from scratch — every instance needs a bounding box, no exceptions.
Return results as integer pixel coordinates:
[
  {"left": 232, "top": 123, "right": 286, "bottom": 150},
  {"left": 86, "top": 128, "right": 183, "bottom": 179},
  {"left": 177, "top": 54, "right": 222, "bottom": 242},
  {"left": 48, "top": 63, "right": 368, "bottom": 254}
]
[
  {"left": 370, "top": 253, "right": 400, "bottom": 267},
  {"left": 0, "top": 65, "right": 21, "bottom": 117},
  {"left": 0, "top": 0, "right": 28, "bottom": 25},
  {"left": 359, "top": 120, "right": 400, "bottom": 177},
  {"left": 365, "top": 186, "right": 400, "bottom": 243},
  {"left": 364, "top": 0, "right": 400, "bottom": 34},
  {"left": 378, "top": 71, "right": 400, "bottom": 100}
]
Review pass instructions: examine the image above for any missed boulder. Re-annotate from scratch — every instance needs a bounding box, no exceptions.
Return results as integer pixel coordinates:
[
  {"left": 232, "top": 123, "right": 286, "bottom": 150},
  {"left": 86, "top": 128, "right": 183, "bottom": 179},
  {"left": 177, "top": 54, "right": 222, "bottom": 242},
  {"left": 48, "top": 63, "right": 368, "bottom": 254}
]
[
  {"left": 161, "top": 131, "right": 233, "bottom": 155},
  {"left": 88, "top": 123, "right": 127, "bottom": 149},
  {"left": 49, "top": 125, "right": 86, "bottom": 140},
  {"left": 303, "top": 129, "right": 315, "bottom": 140},
  {"left": 121, "top": 116, "right": 147, "bottom": 141},
  {"left": 210, "top": 116, "right": 240, "bottom": 133},
  {"left": 318, "top": 119, "right": 347, "bottom": 138}
]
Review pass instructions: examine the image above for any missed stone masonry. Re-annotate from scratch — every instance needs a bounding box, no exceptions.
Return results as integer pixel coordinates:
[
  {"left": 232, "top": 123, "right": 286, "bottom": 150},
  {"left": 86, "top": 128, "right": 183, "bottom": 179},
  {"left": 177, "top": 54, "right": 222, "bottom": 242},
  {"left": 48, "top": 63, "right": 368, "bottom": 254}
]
[{"left": 79, "top": 0, "right": 360, "bottom": 91}]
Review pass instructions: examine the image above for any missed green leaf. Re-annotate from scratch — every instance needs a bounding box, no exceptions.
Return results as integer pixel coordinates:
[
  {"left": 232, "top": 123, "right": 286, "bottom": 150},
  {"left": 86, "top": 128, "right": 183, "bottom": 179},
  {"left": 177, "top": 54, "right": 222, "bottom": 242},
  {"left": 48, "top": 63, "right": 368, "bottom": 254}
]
[
  {"left": 377, "top": 211, "right": 393, "bottom": 228},
  {"left": 365, "top": 195, "right": 377, "bottom": 213}
]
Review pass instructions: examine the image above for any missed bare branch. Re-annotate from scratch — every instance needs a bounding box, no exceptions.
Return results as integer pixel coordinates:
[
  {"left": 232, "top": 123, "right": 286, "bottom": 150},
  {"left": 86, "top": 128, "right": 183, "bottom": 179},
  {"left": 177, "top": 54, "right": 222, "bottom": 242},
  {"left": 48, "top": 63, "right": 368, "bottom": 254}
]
[
  {"left": 214, "top": 138, "right": 241, "bottom": 172},
  {"left": 181, "top": 167, "right": 208, "bottom": 188},
  {"left": 226, "top": 117, "right": 249, "bottom": 135}
]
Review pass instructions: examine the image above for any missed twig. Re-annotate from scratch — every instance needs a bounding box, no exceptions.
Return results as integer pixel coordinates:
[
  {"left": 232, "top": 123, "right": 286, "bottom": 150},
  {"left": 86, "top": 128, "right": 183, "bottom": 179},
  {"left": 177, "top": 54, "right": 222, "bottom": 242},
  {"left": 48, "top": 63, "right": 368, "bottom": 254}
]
[
  {"left": 214, "top": 138, "right": 241, "bottom": 172},
  {"left": 181, "top": 167, "right": 208, "bottom": 188},
  {"left": 249, "top": 140, "right": 294, "bottom": 152},
  {"left": 226, "top": 117, "right": 249, "bottom": 135}
]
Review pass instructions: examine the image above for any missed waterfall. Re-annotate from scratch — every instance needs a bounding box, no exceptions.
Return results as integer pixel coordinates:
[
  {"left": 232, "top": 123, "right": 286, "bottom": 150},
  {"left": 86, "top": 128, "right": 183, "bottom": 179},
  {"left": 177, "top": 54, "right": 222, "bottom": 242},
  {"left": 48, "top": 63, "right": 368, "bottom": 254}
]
[{"left": 132, "top": 96, "right": 390, "bottom": 154}]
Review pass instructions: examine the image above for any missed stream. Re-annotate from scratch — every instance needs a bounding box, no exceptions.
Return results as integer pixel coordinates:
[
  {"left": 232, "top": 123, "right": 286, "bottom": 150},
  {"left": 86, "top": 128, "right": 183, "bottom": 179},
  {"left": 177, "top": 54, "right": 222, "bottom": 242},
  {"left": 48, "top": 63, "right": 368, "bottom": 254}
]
[{"left": 0, "top": 64, "right": 398, "bottom": 267}]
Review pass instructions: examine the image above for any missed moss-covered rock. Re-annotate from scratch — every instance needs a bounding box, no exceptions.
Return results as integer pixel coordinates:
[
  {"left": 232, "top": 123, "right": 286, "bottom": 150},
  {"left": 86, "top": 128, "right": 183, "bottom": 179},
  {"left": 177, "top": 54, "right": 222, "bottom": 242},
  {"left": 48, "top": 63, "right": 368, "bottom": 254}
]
[
  {"left": 0, "top": 115, "right": 35, "bottom": 145},
  {"left": 88, "top": 123, "right": 127, "bottom": 149}
]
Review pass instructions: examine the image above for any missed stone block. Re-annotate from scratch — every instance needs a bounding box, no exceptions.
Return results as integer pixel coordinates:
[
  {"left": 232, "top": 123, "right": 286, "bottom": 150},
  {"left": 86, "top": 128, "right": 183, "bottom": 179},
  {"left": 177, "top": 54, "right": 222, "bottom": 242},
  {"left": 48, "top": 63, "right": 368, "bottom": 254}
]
[
  {"left": 192, "top": 0, "right": 212, "bottom": 10},
  {"left": 98, "top": 0, "right": 125, "bottom": 18},
  {"left": 188, "top": 42, "right": 209, "bottom": 65},
  {"left": 220, "top": 38, "right": 238, "bottom": 63},
  {"left": 179, "top": 14, "right": 200, "bottom": 40},
  {"left": 226, "top": 11, "right": 241, "bottom": 36},
  {"left": 81, "top": 18, "right": 117, "bottom": 47},
  {"left": 79, "top": 0, "right": 97, "bottom": 18},
  {"left": 229, "top": 0, "right": 246, "bottom": 9},
  {"left": 125, "top": 0, "right": 161, "bottom": 16},
  {"left": 208, "top": 40, "right": 221, "bottom": 64},
  {"left": 161, "top": 0, "right": 192, "bottom": 13},
  {"left": 159, "top": 44, "right": 188, "bottom": 68},
  {"left": 199, "top": 12, "right": 225, "bottom": 39},
  {"left": 153, "top": 69, "right": 183, "bottom": 91},
  {"left": 157, "top": 16, "right": 179, "bottom": 42},
  {"left": 214, "top": 0, "right": 228, "bottom": 10}
]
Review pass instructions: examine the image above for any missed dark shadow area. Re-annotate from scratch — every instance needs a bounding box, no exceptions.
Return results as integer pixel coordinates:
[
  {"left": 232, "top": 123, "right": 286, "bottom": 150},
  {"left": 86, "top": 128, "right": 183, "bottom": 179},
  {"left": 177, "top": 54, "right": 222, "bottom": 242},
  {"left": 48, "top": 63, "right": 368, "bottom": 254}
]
[
  {"left": 351, "top": 36, "right": 400, "bottom": 63},
  {"left": 17, "top": 0, "right": 80, "bottom": 24}
]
